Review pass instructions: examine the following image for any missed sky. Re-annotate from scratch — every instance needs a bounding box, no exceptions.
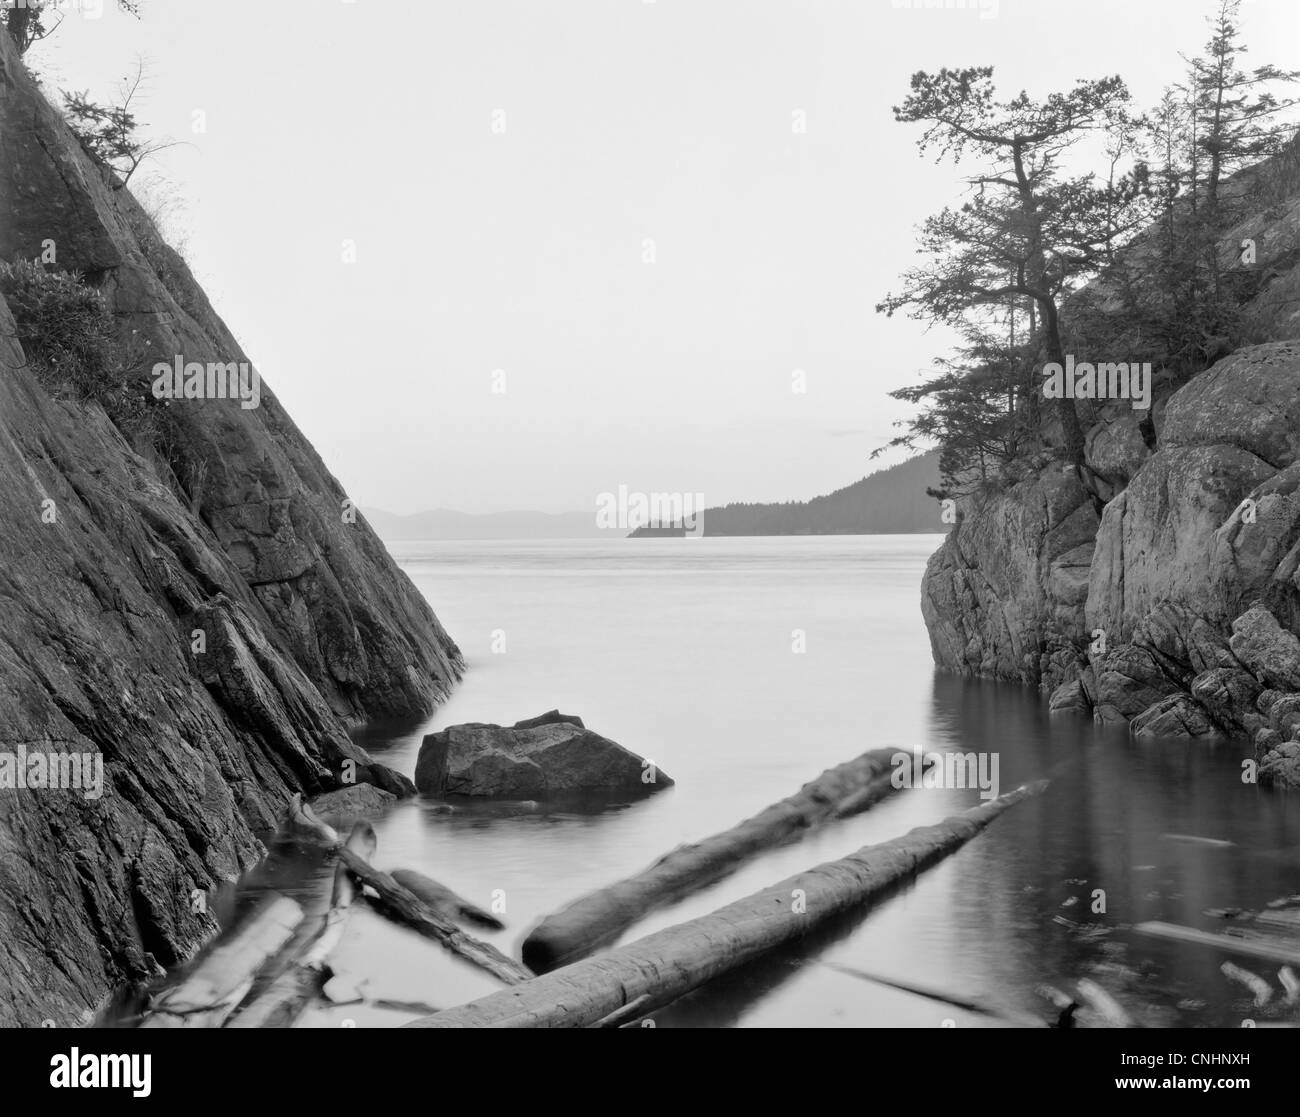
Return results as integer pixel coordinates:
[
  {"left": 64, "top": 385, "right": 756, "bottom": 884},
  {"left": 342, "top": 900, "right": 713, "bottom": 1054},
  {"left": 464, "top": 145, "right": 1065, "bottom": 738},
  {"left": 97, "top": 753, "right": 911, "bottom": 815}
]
[{"left": 26, "top": 0, "right": 1300, "bottom": 514}]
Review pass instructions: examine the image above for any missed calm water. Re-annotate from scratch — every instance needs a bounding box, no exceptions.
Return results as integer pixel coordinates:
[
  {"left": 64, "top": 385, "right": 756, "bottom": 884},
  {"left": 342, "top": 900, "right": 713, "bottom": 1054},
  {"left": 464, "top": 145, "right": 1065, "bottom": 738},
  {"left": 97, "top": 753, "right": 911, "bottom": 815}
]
[{"left": 297, "top": 535, "right": 1300, "bottom": 1028}]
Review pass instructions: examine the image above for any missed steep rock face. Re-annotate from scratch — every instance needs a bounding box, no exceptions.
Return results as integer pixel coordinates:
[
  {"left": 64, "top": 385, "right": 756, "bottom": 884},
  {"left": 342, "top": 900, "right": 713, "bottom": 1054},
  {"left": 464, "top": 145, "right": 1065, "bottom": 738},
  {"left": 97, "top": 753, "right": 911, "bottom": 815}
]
[
  {"left": 921, "top": 466, "right": 1098, "bottom": 687},
  {"left": 1085, "top": 443, "right": 1275, "bottom": 642},
  {"left": 0, "top": 33, "right": 461, "bottom": 1025}
]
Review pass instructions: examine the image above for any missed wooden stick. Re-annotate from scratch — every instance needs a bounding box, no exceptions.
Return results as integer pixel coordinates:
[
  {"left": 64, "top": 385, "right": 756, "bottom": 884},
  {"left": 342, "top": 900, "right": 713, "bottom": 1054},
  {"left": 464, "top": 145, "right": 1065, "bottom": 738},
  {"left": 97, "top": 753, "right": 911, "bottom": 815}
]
[
  {"left": 226, "top": 823, "right": 377, "bottom": 1028},
  {"left": 412, "top": 782, "right": 1046, "bottom": 1028},
  {"left": 522, "top": 748, "right": 903, "bottom": 972},
  {"left": 820, "top": 961, "right": 1044, "bottom": 1025},
  {"left": 338, "top": 847, "right": 532, "bottom": 985},
  {"left": 140, "top": 894, "right": 304, "bottom": 1028}
]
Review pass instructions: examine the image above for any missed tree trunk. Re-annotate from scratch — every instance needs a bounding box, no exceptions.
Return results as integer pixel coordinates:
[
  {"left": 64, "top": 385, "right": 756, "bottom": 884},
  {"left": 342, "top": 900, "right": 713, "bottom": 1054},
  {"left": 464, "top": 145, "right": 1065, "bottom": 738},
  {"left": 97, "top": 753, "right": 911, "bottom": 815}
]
[
  {"left": 522, "top": 748, "right": 900, "bottom": 973},
  {"left": 413, "top": 781, "right": 1046, "bottom": 1028},
  {"left": 1041, "top": 301, "right": 1086, "bottom": 465},
  {"left": 5, "top": 10, "right": 30, "bottom": 54}
]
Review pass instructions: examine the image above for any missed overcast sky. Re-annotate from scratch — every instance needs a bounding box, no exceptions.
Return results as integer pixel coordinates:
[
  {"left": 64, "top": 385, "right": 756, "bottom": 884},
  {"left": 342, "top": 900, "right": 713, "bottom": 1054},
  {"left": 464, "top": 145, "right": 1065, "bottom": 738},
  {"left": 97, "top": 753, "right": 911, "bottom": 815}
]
[{"left": 30, "top": 0, "right": 1300, "bottom": 514}]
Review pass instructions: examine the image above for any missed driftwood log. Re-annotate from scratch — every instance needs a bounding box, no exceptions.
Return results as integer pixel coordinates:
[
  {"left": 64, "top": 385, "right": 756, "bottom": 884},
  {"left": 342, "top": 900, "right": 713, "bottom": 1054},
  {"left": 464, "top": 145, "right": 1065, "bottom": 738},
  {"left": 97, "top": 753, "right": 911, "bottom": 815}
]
[
  {"left": 1134, "top": 921, "right": 1300, "bottom": 966},
  {"left": 522, "top": 747, "right": 902, "bottom": 972},
  {"left": 140, "top": 894, "right": 305, "bottom": 1028},
  {"left": 413, "top": 781, "right": 1046, "bottom": 1027},
  {"left": 338, "top": 846, "right": 532, "bottom": 985},
  {"left": 226, "top": 822, "right": 377, "bottom": 1028},
  {"left": 391, "top": 868, "right": 504, "bottom": 930}
]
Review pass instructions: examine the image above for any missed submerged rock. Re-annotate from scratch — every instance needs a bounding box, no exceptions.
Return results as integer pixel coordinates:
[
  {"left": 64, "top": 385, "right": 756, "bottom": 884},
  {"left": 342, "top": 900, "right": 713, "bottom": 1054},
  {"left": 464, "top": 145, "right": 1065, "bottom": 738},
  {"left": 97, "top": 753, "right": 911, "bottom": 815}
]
[
  {"left": 309, "top": 784, "right": 398, "bottom": 830},
  {"left": 415, "top": 717, "right": 673, "bottom": 800}
]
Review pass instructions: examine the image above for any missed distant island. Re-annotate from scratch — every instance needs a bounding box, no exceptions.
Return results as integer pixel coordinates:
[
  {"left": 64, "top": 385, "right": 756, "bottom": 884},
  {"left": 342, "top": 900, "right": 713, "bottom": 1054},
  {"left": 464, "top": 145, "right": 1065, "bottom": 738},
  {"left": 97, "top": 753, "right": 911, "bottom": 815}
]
[
  {"left": 628, "top": 452, "right": 944, "bottom": 537},
  {"left": 366, "top": 453, "right": 944, "bottom": 541}
]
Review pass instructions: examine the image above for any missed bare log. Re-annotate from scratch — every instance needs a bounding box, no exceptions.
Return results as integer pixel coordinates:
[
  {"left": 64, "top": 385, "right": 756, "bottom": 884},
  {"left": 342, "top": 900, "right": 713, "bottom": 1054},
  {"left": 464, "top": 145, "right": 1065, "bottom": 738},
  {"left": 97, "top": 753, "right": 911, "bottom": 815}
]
[
  {"left": 338, "top": 846, "right": 532, "bottom": 985},
  {"left": 226, "top": 823, "right": 377, "bottom": 1028},
  {"left": 1134, "top": 921, "right": 1300, "bottom": 966},
  {"left": 523, "top": 748, "right": 903, "bottom": 972},
  {"left": 140, "top": 894, "right": 304, "bottom": 1028},
  {"left": 412, "top": 781, "right": 1046, "bottom": 1028},
  {"left": 1220, "top": 962, "right": 1272, "bottom": 1007},
  {"left": 391, "top": 868, "right": 504, "bottom": 930}
]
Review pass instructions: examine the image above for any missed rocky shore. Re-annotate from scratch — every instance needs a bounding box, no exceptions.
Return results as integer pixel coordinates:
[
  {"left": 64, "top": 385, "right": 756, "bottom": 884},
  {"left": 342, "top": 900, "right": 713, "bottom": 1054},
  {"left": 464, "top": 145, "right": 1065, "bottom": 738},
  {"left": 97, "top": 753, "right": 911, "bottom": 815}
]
[
  {"left": 924, "top": 342, "right": 1300, "bottom": 788},
  {"left": 921, "top": 136, "right": 1300, "bottom": 789},
  {"left": 0, "top": 29, "right": 461, "bottom": 1026}
]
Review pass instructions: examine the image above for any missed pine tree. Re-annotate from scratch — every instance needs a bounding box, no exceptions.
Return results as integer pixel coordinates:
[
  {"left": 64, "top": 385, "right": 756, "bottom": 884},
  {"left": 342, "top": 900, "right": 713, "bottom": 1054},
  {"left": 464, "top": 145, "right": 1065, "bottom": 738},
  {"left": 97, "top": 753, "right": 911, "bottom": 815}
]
[{"left": 877, "top": 67, "right": 1150, "bottom": 468}]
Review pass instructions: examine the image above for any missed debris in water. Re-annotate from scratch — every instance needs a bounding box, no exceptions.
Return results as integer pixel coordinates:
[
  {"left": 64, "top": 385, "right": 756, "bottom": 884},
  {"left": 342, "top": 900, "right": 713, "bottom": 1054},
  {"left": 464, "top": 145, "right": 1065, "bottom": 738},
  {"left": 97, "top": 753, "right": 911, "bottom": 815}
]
[
  {"left": 1221, "top": 961, "right": 1272, "bottom": 1007},
  {"left": 1162, "top": 833, "right": 1234, "bottom": 848}
]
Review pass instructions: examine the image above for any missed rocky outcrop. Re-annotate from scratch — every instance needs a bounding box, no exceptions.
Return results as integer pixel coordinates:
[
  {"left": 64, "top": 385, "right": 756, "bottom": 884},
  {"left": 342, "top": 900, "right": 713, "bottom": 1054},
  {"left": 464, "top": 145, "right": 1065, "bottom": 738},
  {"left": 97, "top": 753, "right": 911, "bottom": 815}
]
[
  {"left": 921, "top": 139, "right": 1300, "bottom": 788},
  {"left": 415, "top": 718, "right": 673, "bottom": 800},
  {"left": 1130, "top": 694, "right": 1220, "bottom": 739},
  {"left": 309, "top": 784, "right": 398, "bottom": 830},
  {"left": 0, "top": 32, "right": 461, "bottom": 1025},
  {"left": 920, "top": 465, "right": 1098, "bottom": 687},
  {"left": 928, "top": 343, "right": 1300, "bottom": 782}
]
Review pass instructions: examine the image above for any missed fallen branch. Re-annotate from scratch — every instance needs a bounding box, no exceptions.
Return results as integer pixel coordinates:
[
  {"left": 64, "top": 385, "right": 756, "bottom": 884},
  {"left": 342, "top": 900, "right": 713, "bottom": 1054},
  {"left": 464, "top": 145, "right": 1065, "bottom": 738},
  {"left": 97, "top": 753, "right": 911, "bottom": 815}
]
[
  {"left": 140, "top": 894, "right": 304, "bottom": 1028},
  {"left": 413, "top": 781, "right": 1046, "bottom": 1028},
  {"left": 338, "top": 846, "right": 532, "bottom": 985},
  {"left": 226, "top": 823, "right": 377, "bottom": 1028},
  {"left": 392, "top": 868, "right": 503, "bottom": 930},
  {"left": 523, "top": 748, "right": 903, "bottom": 972},
  {"left": 1134, "top": 921, "right": 1300, "bottom": 967}
]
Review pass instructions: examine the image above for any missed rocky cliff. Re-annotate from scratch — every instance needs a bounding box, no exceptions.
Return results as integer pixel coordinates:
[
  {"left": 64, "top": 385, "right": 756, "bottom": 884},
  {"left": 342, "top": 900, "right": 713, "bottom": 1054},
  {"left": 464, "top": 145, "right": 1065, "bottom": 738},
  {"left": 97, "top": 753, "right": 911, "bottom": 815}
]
[
  {"left": 0, "top": 33, "right": 461, "bottom": 1025},
  {"left": 922, "top": 138, "right": 1300, "bottom": 789}
]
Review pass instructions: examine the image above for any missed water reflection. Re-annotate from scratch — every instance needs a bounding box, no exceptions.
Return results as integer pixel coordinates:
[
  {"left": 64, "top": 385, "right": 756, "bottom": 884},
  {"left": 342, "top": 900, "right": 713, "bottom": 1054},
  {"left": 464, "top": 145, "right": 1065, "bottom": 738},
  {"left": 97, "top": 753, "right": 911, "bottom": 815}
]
[{"left": 654, "top": 673, "right": 1300, "bottom": 1027}]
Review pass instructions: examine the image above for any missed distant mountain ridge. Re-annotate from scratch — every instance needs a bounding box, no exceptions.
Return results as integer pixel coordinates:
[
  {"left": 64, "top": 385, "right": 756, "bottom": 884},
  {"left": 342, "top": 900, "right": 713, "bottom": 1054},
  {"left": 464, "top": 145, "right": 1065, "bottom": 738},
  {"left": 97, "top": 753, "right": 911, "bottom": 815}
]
[
  {"left": 368, "top": 452, "right": 944, "bottom": 541},
  {"left": 630, "top": 452, "right": 944, "bottom": 537}
]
